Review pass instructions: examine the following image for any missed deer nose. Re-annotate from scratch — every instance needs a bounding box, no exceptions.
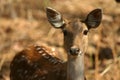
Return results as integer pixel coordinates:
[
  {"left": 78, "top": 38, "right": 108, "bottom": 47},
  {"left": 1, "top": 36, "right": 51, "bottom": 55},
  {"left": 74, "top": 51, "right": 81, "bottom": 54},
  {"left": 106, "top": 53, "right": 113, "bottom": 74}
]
[{"left": 69, "top": 47, "right": 80, "bottom": 56}]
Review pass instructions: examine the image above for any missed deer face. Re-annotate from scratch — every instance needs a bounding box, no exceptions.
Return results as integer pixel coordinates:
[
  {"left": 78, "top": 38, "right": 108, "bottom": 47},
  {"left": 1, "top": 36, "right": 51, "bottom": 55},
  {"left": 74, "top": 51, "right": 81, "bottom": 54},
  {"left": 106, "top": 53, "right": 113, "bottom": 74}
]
[
  {"left": 46, "top": 7, "right": 102, "bottom": 57},
  {"left": 62, "top": 19, "right": 88, "bottom": 56}
]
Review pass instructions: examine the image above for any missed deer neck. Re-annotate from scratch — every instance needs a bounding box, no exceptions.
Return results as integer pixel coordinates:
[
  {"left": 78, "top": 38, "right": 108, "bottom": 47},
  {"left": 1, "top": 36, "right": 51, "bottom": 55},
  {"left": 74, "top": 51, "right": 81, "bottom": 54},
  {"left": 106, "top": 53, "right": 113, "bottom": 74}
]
[{"left": 67, "top": 54, "right": 84, "bottom": 80}]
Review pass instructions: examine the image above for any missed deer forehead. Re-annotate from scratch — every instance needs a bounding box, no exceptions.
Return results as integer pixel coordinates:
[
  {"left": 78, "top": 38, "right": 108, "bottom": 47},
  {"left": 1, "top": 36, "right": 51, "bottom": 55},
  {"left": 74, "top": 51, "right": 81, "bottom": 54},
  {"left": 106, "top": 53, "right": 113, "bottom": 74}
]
[{"left": 64, "top": 19, "right": 88, "bottom": 35}]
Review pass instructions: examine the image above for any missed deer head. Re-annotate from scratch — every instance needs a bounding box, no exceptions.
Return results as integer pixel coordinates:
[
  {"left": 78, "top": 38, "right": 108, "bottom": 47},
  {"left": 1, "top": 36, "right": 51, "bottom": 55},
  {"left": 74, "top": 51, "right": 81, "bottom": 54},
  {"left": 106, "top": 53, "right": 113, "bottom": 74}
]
[{"left": 46, "top": 7, "right": 102, "bottom": 57}]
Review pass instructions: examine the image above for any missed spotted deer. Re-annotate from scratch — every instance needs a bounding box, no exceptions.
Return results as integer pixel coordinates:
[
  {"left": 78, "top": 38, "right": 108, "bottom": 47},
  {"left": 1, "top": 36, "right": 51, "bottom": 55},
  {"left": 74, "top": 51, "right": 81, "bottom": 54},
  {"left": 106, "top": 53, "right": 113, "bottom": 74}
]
[{"left": 10, "top": 7, "right": 102, "bottom": 80}]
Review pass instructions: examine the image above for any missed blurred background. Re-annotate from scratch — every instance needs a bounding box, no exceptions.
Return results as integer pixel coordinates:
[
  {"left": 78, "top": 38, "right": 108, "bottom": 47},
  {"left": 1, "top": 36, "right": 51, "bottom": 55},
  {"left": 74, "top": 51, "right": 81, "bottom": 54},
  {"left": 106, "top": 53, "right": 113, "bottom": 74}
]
[{"left": 0, "top": 0, "right": 120, "bottom": 80}]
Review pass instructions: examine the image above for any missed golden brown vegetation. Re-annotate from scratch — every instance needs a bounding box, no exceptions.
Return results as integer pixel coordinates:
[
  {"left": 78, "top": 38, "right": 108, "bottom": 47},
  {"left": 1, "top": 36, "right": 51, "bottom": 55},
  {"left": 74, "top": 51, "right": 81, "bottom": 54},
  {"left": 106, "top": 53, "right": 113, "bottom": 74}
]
[{"left": 0, "top": 0, "right": 120, "bottom": 80}]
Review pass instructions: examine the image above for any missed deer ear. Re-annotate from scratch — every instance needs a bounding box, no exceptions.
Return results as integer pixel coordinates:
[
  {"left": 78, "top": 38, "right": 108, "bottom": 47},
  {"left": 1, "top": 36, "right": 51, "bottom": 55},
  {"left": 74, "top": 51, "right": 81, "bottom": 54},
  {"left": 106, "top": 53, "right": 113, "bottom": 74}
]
[
  {"left": 46, "top": 7, "right": 65, "bottom": 28},
  {"left": 84, "top": 9, "right": 102, "bottom": 30}
]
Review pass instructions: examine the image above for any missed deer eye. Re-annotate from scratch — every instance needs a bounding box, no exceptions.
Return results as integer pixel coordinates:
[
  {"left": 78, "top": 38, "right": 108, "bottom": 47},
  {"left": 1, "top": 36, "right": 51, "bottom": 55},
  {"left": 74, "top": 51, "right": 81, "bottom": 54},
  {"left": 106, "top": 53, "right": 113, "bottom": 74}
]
[
  {"left": 83, "top": 30, "right": 88, "bottom": 35},
  {"left": 63, "top": 29, "right": 68, "bottom": 36}
]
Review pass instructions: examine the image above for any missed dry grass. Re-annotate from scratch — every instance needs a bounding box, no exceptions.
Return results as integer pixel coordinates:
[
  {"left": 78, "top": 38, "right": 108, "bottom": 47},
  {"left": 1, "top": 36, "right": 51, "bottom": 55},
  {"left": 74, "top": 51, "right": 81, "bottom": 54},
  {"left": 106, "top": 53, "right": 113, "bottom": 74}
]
[{"left": 0, "top": 0, "right": 120, "bottom": 80}]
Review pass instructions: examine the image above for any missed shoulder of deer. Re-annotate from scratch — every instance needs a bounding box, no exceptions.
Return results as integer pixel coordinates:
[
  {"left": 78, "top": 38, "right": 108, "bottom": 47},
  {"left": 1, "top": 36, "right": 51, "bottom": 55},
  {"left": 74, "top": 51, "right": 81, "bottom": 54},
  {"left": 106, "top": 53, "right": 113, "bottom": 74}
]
[
  {"left": 11, "top": 44, "right": 65, "bottom": 65},
  {"left": 10, "top": 44, "right": 66, "bottom": 80}
]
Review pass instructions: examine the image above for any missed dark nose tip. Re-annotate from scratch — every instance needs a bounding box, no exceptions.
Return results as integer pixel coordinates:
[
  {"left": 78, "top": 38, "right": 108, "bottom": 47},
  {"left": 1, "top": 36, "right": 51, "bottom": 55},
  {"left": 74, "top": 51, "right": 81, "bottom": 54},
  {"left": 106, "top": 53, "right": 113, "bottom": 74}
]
[{"left": 69, "top": 47, "right": 80, "bottom": 56}]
